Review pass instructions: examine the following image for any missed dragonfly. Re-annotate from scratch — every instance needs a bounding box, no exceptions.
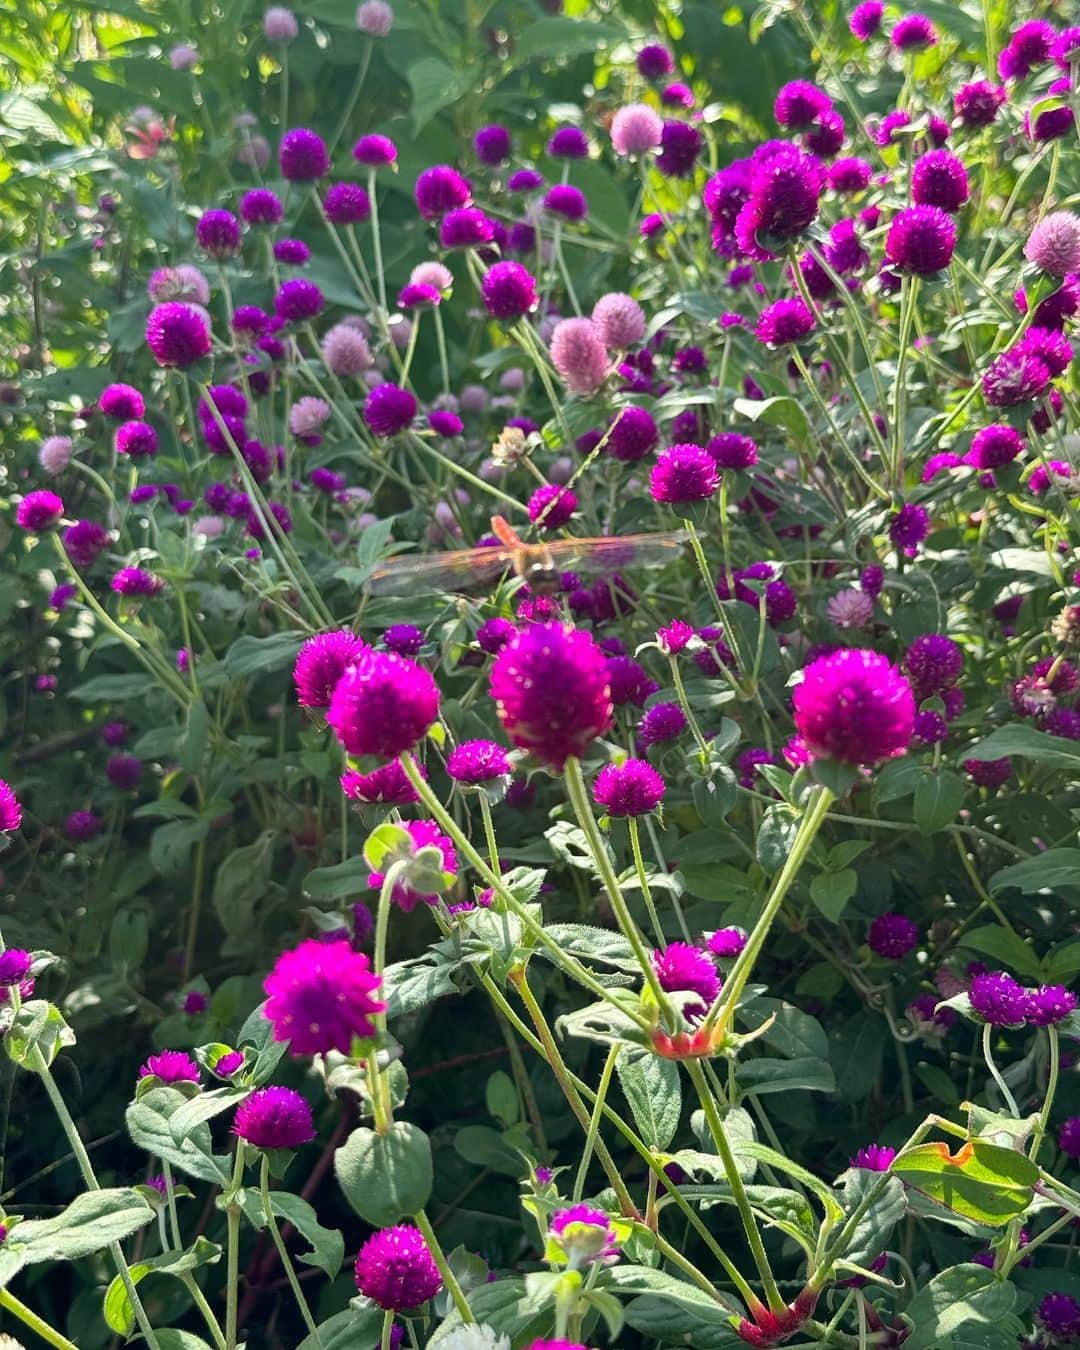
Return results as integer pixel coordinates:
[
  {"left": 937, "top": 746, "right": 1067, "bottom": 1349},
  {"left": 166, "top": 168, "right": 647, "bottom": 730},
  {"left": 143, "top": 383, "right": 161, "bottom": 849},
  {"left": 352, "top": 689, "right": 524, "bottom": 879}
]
[{"left": 366, "top": 515, "right": 688, "bottom": 597}]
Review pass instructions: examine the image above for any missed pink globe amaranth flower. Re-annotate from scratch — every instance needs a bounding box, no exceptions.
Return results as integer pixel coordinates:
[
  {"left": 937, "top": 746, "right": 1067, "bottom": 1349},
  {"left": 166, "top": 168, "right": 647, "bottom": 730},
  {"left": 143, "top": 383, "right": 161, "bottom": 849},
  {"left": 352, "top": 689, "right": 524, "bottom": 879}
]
[
  {"left": 650, "top": 443, "right": 719, "bottom": 504},
  {"left": 326, "top": 649, "right": 439, "bottom": 758},
  {"left": 324, "top": 182, "right": 371, "bottom": 225},
  {"left": 99, "top": 383, "right": 145, "bottom": 419},
  {"left": 367, "top": 820, "right": 456, "bottom": 911},
  {"left": 885, "top": 205, "right": 956, "bottom": 275},
  {"left": 868, "top": 912, "right": 919, "bottom": 959},
  {"left": 528, "top": 483, "right": 577, "bottom": 531},
  {"left": 294, "top": 631, "right": 368, "bottom": 709},
  {"left": 264, "top": 938, "right": 385, "bottom": 1055},
  {"left": 911, "top": 150, "right": 969, "bottom": 212},
  {"left": 111, "top": 567, "right": 163, "bottom": 597},
  {"left": 889, "top": 503, "right": 930, "bottom": 551},
  {"left": 16, "top": 490, "right": 63, "bottom": 531},
  {"left": 322, "top": 322, "right": 372, "bottom": 376},
  {"left": 196, "top": 208, "right": 241, "bottom": 257},
  {"left": 983, "top": 346, "right": 1051, "bottom": 406},
  {"left": 756, "top": 297, "right": 815, "bottom": 346},
  {"left": 115, "top": 420, "right": 159, "bottom": 458},
  {"left": 233, "top": 1086, "right": 315, "bottom": 1148},
  {"left": 639, "top": 701, "right": 686, "bottom": 747},
  {"left": 1028, "top": 984, "right": 1078, "bottom": 1026},
  {"left": 279, "top": 128, "right": 329, "bottom": 181},
  {"left": 793, "top": 648, "right": 915, "bottom": 765},
  {"left": 415, "top": 165, "right": 472, "bottom": 220},
  {"left": 849, "top": 0, "right": 883, "bottom": 39},
  {"left": 1037, "top": 1293, "right": 1080, "bottom": 1340},
  {"left": 481, "top": 261, "right": 538, "bottom": 320},
  {"left": 0, "top": 780, "right": 22, "bottom": 833},
  {"left": 653, "top": 943, "right": 720, "bottom": 1020},
  {"left": 593, "top": 759, "right": 665, "bottom": 817},
  {"left": 170, "top": 42, "right": 199, "bottom": 69},
  {"left": 38, "top": 435, "right": 72, "bottom": 474},
  {"left": 342, "top": 760, "right": 425, "bottom": 805},
  {"left": 969, "top": 971, "right": 1030, "bottom": 1026},
  {"left": 139, "top": 1050, "right": 200, "bottom": 1083},
  {"left": 891, "top": 13, "right": 936, "bottom": 49},
  {"left": 263, "top": 6, "right": 299, "bottom": 40},
  {"left": 965, "top": 424, "right": 1024, "bottom": 470},
  {"left": 851, "top": 1144, "right": 895, "bottom": 1171},
  {"left": 954, "top": 80, "right": 1006, "bottom": 127},
  {"left": 827, "top": 589, "right": 874, "bottom": 629},
  {"left": 591, "top": 293, "right": 646, "bottom": 349},
  {"left": 106, "top": 755, "right": 142, "bottom": 791},
  {"left": 708, "top": 926, "right": 747, "bottom": 958},
  {"left": 550, "top": 1204, "right": 620, "bottom": 1262},
  {"left": 147, "top": 263, "right": 209, "bottom": 306},
  {"left": 490, "top": 621, "right": 613, "bottom": 771},
  {"left": 354, "top": 1224, "right": 441, "bottom": 1310},
  {"left": 774, "top": 80, "right": 832, "bottom": 129},
  {"left": 611, "top": 103, "right": 663, "bottom": 155},
  {"left": 353, "top": 133, "right": 397, "bottom": 167},
  {"left": 1025, "top": 211, "right": 1080, "bottom": 277},
  {"left": 364, "top": 383, "right": 417, "bottom": 437},
  {"left": 146, "top": 302, "right": 211, "bottom": 367},
  {"left": 446, "top": 739, "right": 511, "bottom": 785},
  {"left": 549, "top": 318, "right": 610, "bottom": 396},
  {"left": 288, "top": 396, "right": 331, "bottom": 439},
  {"left": 998, "top": 19, "right": 1055, "bottom": 79},
  {"left": 356, "top": 0, "right": 394, "bottom": 35}
]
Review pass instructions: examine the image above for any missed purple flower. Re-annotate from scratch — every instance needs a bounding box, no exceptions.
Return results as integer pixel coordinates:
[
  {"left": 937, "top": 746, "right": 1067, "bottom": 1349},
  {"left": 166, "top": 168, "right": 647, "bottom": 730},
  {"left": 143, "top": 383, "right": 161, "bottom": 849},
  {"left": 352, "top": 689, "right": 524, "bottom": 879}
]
[
  {"left": 324, "top": 182, "right": 371, "bottom": 225},
  {"left": 367, "top": 820, "right": 456, "bottom": 912},
  {"left": 264, "top": 938, "right": 385, "bottom": 1055},
  {"left": 966, "top": 424, "right": 1024, "bottom": 470},
  {"left": 111, "top": 567, "right": 163, "bottom": 597},
  {"left": 0, "top": 949, "right": 31, "bottom": 984},
  {"left": 550, "top": 318, "right": 610, "bottom": 395},
  {"left": 999, "top": 20, "right": 1055, "bottom": 79},
  {"left": 653, "top": 942, "right": 720, "bottom": 1019},
  {"left": 954, "top": 80, "right": 1006, "bottom": 127},
  {"left": 382, "top": 624, "right": 424, "bottom": 657},
  {"left": 885, "top": 206, "right": 957, "bottom": 275},
  {"left": 476, "top": 617, "right": 516, "bottom": 654},
  {"left": 903, "top": 633, "right": 963, "bottom": 701},
  {"left": 294, "top": 630, "right": 368, "bottom": 709},
  {"left": 342, "top": 761, "right": 424, "bottom": 806},
  {"left": 397, "top": 283, "right": 440, "bottom": 310},
  {"left": 481, "top": 261, "right": 539, "bottom": 319},
  {"left": 911, "top": 151, "right": 970, "bottom": 213},
  {"left": 439, "top": 207, "right": 494, "bottom": 249},
  {"left": 182, "top": 990, "right": 208, "bottom": 1015},
  {"left": 106, "top": 755, "right": 142, "bottom": 791},
  {"left": 774, "top": 80, "right": 832, "bottom": 129},
  {"left": 99, "top": 383, "right": 145, "bottom": 419},
  {"left": 429, "top": 411, "right": 463, "bottom": 437},
  {"left": 353, "top": 133, "right": 397, "bottom": 167},
  {"left": 737, "top": 747, "right": 777, "bottom": 788},
  {"left": 549, "top": 1205, "right": 620, "bottom": 1262},
  {"left": 608, "top": 407, "right": 658, "bottom": 462},
  {"left": 650, "top": 443, "right": 719, "bottom": 504},
  {"left": 16, "top": 490, "right": 64, "bottom": 531},
  {"left": 196, "top": 208, "right": 241, "bottom": 257},
  {"left": 274, "top": 278, "right": 324, "bottom": 322},
  {"left": 327, "top": 650, "right": 439, "bottom": 758},
  {"left": 964, "top": 756, "right": 1011, "bottom": 789},
  {"left": 707, "top": 927, "right": 747, "bottom": 958},
  {"left": 1018, "top": 325, "right": 1073, "bottom": 376},
  {"left": 705, "top": 433, "right": 757, "bottom": 470},
  {"left": 593, "top": 759, "right": 665, "bottom": 817},
  {"left": 65, "top": 809, "right": 101, "bottom": 841},
  {"left": 804, "top": 110, "right": 845, "bottom": 158},
  {"left": 891, "top": 13, "right": 936, "bottom": 49},
  {"left": 364, "top": 383, "right": 417, "bottom": 437},
  {"left": 354, "top": 1225, "right": 442, "bottom": 1310},
  {"left": 310, "top": 467, "right": 346, "bottom": 494},
  {"left": 474, "top": 123, "right": 511, "bottom": 165},
  {"left": 913, "top": 709, "right": 948, "bottom": 744},
  {"left": 547, "top": 126, "right": 589, "bottom": 158},
  {"left": 849, "top": 1, "right": 883, "bottom": 39},
  {"left": 639, "top": 701, "right": 686, "bottom": 747},
  {"left": 0, "top": 780, "right": 21, "bottom": 835},
  {"left": 868, "top": 913, "right": 919, "bottom": 959},
  {"left": 889, "top": 503, "right": 930, "bottom": 552},
  {"left": 851, "top": 1144, "right": 895, "bottom": 1171},
  {"left": 1037, "top": 1293, "right": 1080, "bottom": 1340},
  {"left": 415, "top": 165, "right": 472, "bottom": 220},
  {"left": 240, "top": 188, "right": 283, "bottom": 225},
  {"left": 756, "top": 297, "right": 815, "bottom": 346},
  {"left": 735, "top": 147, "right": 823, "bottom": 260},
  {"left": 490, "top": 622, "right": 613, "bottom": 771},
  {"left": 1026, "top": 89, "right": 1075, "bottom": 143},
  {"left": 279, "top": 128, "right": 329, "bottom": 181},
  {"left": 969, "top": 971, "right": 1030, "bottom": 1026},
  {"left": 827, "top": 157, "right": 873, "bottom": 192},
  {"left": 115, "top": 420, "right": 159, "bottom": 458},
  {"left": 1027, "top": 985, "right": 1077, "bottom": 1026},
  {"left": 528, "top": 484, "right": 577, "bottom": 531},
  {"left": 637, "top": 43, "right": 674, "bottom": 78},
  {"left": 234, "top": 1086, "right": 316, "bottom": 1148},
  {"left": 828, "top": 590, "right": 874, "bottom": 629},
  {"left": 102, "top": 722, "right": 128, "bottom": 747},
  {"left": 543, "top": 184, "right": 588, "bottom": 222},
  {"left": 983, "top": 347, "right": 1051, "bottom": 406},
  {"left": 793, "top": 648, "right": 915, "bottom": 765},
  {"left": 447, "top": 739, "right": 511, "bottom": 784},
  {"left": 139, "top": 1050, "right": 200, "bottom": 1083},
  {"left": 273, "top": 238, "right": 311, "bottom": 265},
  {"left": 656, "top": 121, "right": 703, "bottom": 177},
  {"left": 1060, "top": 1118, "right": 1080, "bottom": 1159},
  {"left": 146, "top": 303, "right": 211, "bottom": 368}
]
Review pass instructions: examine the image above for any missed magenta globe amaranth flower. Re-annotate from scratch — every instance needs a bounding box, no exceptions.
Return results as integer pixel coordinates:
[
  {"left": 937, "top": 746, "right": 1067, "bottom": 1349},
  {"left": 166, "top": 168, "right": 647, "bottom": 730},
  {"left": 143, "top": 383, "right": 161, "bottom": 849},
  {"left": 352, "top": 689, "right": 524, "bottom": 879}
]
[
  {"left": 273, "top": 238, "right": 311, "bottom": 266},
  {"left": 966, "top": 424, "right": 1024, "bottom": 470},
  {"left": 115, "top": 420, "right": 159, "bottom": 458},
  {"left": 637, "top": 43, "right": 674, "bottom": 78},
  {"left": 240, "top": 188, "right": 283, "bottom": 225},
  {"left": 954, "top": 80, "right": 1006, "bottom": 127},
  {"left": 735, "top": 147, "right": 823, "bottom": 260},
  {"left": 550, "top": 1205, "right": 620, "bottom": 1263},
  {"left": 415, "top": 165, "right": 471, "bottom": 220},
  {"left": 528, "top": 484, "right": 577, "bottom": 531},
  {"left": 353, "top": 133, "right": 397, "bottom": 167},
  {"left": 650, "top": 443, "right": 719, "bottom": 504},
  {"left": 549, "top": 318, "right": 610, "bottom": 396},
  {"left": 473, "top": 123, "right": 511, "bottom": 165},
  {"left": 639, "top": 701, "right": 686, "bottom": 747},
  {"left": 849, "top": 1, "right": 883, "bottom": 39},
  {"left": 0, "top": 781, "right": 21, "bottom": 834},
  {"left": 793, "top": 648, "right": 915, "bottom": 765},
  {"left": 294, "top": 630, "right": 368, "bottom": 709},
  {"left": 708, "top": 927, "right": 747, "bottom": 958},
  {"left": 327, "top": 649, "right": 439, "bottom": 758},
  {"left": 983, "top": 346, "right": 1051, "bottom": 407},
  {"left": 481, "top": 261, "right": 539, "bottom": 320},
  {"left": 1037, "top": 1293, "right": 1080, "bottom": 1340},
  {"left": 774, "top": 80, "right": 832, "bottom": 129},
  {"left": 547, "top": 125, "right": 589, "bottom": 159},
  {"left": 364, "top": 383, "right": 417, "bottom": 437},
  {"left": 324, "top": 182, "right": 371, "bottom": 225},
  {"left": 99, "top": 383, "right": 145, "bottom": 419},
  {"left": 1027, "top": 984, "right": 1077, "bottom": 1026},
  {"left": 756, "top": 297, "right": 815, "bottom": 346},
  {"left": 1060, "top": 1118, "right": 1080, "bottom": 1159},
  {"left": 999, "top": 19, "right": 1055, "bottom": 79},
  {"left": 62, "top": 519, "right": 108, "bottom": 567},
  {"left": 446, "top": 739, "right": 511, "bottom": 785},
  {"left": 367, "top": 819, "right": 456, "bottom": 911},
  {"left": 274, "top": 278, "right": 324, "bottom": 322},
  {"left": 889, "top": 503, "right": 930, "bottom": 552},
  {"left": 106, "top": 755, "right": 142, "bottom": 791},
  {"left": 146, "top": 303, "right": 211, "bottom": 367},
  {"left": 0, "top": 948, "right": 31, "bottom": 985},
  {"left": 543, "top": 184, "right": 588, "bottom": 222},
  {"left": 653, "top": 943, "right": 720, "bottom": 1020},
  {"left": 851, "top": 1144, "right": 895, "bottom": 1171},
  {"left": 234, "top": 1086, "right": 316, "bottom": 1148},
  {"left": 439, "top": 207, "right": 494, "bottom": 249},
  {"left": 868, "top": 913, "right": 919, "bottom": 959},
  {"left": 593, "top": 759, "right": 665, "bottom": 817},
  {"left": 16, "top": 490, "right": 64, "bottom": 531},
  {"left": 911, "top": 151, "right": 969, "bottom": 213},
  {"left": 968, "top": 971, "right": 1030, "bottom": 1025},
  {"left": 354, "top": 1224, "right": 442, "bottom": 1310},
  {"left": 656, "top": 121, "right": 703, "bottom": 177},
  {"left": 904, "top": 633, "right": 963, "bottom": 700},
  {"left": 891, "top": 13, "right": 936, "bottom": 49},
  {"left": 264, "top": 938, "right": 385, "bottom": 1055},
  {"left": 490, "top": 621, "right": 613, "bottom": 771},
  {"left": 609, "top": 407, "right": 658, "bottom": 461},
  {"left": 885, "top": 206, "right": 956, "bottom": 275},
  {"left": 279, "top": 128, "right": 329, "bottom": 181},
  {"left": 139, "top": 1050, "right": 200, "bottom": 1083},
  {"left": 196, "top": 209, "right": 241, "bottom": 257}
]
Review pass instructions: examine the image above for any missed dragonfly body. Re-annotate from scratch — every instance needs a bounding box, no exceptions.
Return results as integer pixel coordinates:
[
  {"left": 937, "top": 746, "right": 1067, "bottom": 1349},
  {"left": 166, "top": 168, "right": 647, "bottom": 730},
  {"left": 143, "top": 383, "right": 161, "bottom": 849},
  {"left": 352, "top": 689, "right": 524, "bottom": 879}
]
[{"left": 366, "top": 515, "right": 687, "bottom": 598}]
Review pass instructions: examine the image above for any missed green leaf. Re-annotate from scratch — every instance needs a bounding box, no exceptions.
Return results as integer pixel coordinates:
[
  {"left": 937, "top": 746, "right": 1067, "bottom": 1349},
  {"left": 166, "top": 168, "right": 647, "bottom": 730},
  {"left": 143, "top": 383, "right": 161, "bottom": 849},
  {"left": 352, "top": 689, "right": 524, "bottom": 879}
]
[
  {"left": 454, "top": 1124, "right": 528, "bottom": 1177},
  {"left": 732, "top": 395, "right": 810, "bottom": 442},
  {"left": 914, "top": 768, "right": 965, "bottom": 836},
  {"left": 891, "top": 1140, "right": 1039, "bottom": 1227},
  {"left": 756, "top": 803, "right": 800, "bottom": 873},
  {"left": 126, "top": 1087, "right": 232, "bottom": 1185},
  {"left": 179, "top": 699, "right": 210, "bottom": 774},
  {"left": 510, "top": 18, "right": 625, "bottom": 64},
  {"left": 110, "top": 910, "right": 149, "bottom": 975},
  {"left": 837, "top": 1169, "right": 906, "bottom": 1268},
  {"left": 151, "top": 1336, "right": 216, "bottom": 1350},
  {"left": 253, "top": 1192, "right": 345, "bottom": 1280},
  {"left": 11, "top": 1189, "right": 154, "bottom": 1264},
  {"left": 485, "top": 1070, "right": 519, "bottom": 1128},
  {"left": 739, "top": 999, "right": 829, "bottom": 1060},
  {"left": 541, "top": 925, "right": 643, "bottom": 971},
  {"left": 5, "top": 999, "right": 75, "bottom": 1069},
  {"left": 362, "top": 822, "right": 413, "bottom": 873},
  {"left": 223, "top": 633, "right": 305, "bottom": 678},
  {"left": 69, "top": 673, "right": 158, "bottom": 702},
  {"left": 990, "top": 849, "right": 1080, "bottom": 897},
  {"left": 956, "top": 925, "right": 1043, "bottom": 980},
  {"left": 303, "top": 858, "right": 371, "bottom": 903},
  {"left": 104, "top": 1238, "right": 221, "bottom": 1336},
  {"left": 168, "top": 1087, "right": 249, "bottom": 1143},
  {"left": 408, "top": 58, "right": 471, "bottom": 131},
  {"left": 829, "top": 1013, "right": 886, "bottom": 1103},
  {"left": 809, "top": 868, "right": 857, "bottom": 920},
  {"left": 212, "top": 833, "right": 276, "bottom": 939},
  {"left": 615, "top": 1048, "right": 681, "bottom": 1150},
  {"left": 902, "top": 1265, "right": 1021, "bottom": 1350},
  {"left": 335, "top": 1122, "right": 433, "bottom": 1225},
  {"left": 692, "top": 768, "right": 738, "bottom": 827},
  {"left": 605, "top": 1265, "right": 737, "bottom": 1321},
  {"left": 735, "top": 1056, "right": 835, "bottom": 1096},
  {"left": 964, "top": 724, "right": 1080, "bottom": 772},
  {"left": 874, "top": 756, "right": 921, "bottom": 804},
  {"left": 297, "top": 1306, "right": 386, "bottom": 1350}
]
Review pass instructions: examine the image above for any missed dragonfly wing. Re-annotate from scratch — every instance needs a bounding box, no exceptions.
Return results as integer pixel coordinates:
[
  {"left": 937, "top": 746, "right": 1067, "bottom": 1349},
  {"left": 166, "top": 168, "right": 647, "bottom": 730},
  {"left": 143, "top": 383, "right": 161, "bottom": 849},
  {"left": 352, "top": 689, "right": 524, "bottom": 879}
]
[
  {"left": 366, "top": 547, "right": 515, "bottom": 596},
  {"left": 546, "top": 530, "right": 689, "bottom": 579}
]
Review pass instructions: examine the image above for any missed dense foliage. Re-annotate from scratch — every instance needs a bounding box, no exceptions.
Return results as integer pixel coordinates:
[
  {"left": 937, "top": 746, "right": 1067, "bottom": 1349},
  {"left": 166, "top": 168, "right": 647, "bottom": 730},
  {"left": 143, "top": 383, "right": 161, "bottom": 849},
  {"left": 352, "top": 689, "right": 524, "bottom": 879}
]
[{"left": 3, "top": 0, "right": 1080, "bottom": 1347}]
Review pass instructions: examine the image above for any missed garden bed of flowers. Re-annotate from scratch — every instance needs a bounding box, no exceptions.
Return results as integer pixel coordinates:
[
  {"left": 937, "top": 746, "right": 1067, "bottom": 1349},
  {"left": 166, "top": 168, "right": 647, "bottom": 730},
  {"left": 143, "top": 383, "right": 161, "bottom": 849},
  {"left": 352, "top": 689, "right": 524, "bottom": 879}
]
[{"left": 2, "top": 0, "right": 1080, "bottom": 1346}]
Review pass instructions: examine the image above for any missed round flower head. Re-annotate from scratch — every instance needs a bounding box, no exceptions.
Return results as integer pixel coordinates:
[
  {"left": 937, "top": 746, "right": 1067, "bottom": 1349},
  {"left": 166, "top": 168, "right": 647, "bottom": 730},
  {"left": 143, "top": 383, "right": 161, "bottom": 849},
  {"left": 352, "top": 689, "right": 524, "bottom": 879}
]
[
  {"left": 1060, "top": 1118, "right": 1080, "bottom": 1159},
  {"left": 827, "top": 157, "right": 873, "bottom": 192},
  {"left": 146, "top": 303, "right": 211, "bottom": 367},
  {"left": 804, "top": 109, "right": 845, "bottom": 158},
  {"left": 891, "top": 13, "right": 936, "bottom": 49},
  {"left": 139, "top": 1050, "right": 200, "bottom": 1083},
  {"left": 885, "top": 206, "right": 956, "bottom": 275},
  {"left": 0, "top": 948, "right": 31, "bottom": 985},
  {"left": 704, "top": 433, "right": 756, "bottom": 471},
  {"left": 708, "top": 927, "right": 747, "bottom": 958},
  {"left": 609, "top": 406, "right": 658, "bottom": 461},
  {"left": 322, "top": 323, "right": 372, "bottom": 376},
  {"left": 793, "top": 648, "right": 915, "bottom": 765},
  {"left": 549, "top": 318, "right": 610, "bottom": 396},
  {"left": 889, "top": 503, "right": 930, "bottom": 552},
  {"left": 439, "top": 207, "right": 494, "bottom": 249},
  {"left": 324, "top": 182, "right": 371, "bottom": 225},
  {"left": 528, "top": 484, "right": 577, "bottom": 531},
  {"left": 36, "top": 436, "right": 72, "bottom": 475},
  {"left": 954, "top": 80, "right": 1006, "bottom": 127},
  {"left": 653, "top": 943, "right": 720, "bottom": 1019},
  {"left": 234, "top": 1086, "right": 316, "bottom": 1148},
  {"left": 289, "top": 396, "right": 331, "bottom": 440},
  {"left": 650, "top": 443, "right": 719, "bottom": 503},
  {"left": 16, "top": 490, "right": 63, "bottom": 531},
  {"left": 849, "top": 0, "right": 883, "bottom": 38},
  {"left": 1024, "top": 211, "right": 1080, "bottom": 277},
  {"left": 639, "top": 701, "right": 686, "bottom": 747},
  {"left": 827, "top": 590, "right": 874, "bottom": 629},
  {"left": 354, "top": 1224, "right": 441, "bottom": 1310},
  {"left": 264, "top": 938, "right": 385, "bottom": 1055},
  {"left": 294, "top": 630, "right": 368, "bottom": 708},
  {"left": 326, "top": 649, "right": 439, "bottom": 758},
  {"left": 473, "top": 124, "right": 512, "bottom": 167},
  {"left": 543, "top": 184, "right": 588, "bottom": 221},
  {"left": 547, "top": 125, "right": 589, "bottom": 159},
  {"left": 868, "top": 913, "right": 919, "bottom": 959},
  {"left": 364, "top": 383, "right": 417, "bottom": 438},
  {"left": 966, "top": 424, "right": 1024, "bottom": 470},
  {"left": 115, "top": 420, "right": 159, "bottom": 458},
  {"left": 279, "top": 128, "right": 329, "bottom": 181},
  {"left": 170, "top": 42, "right": 199, "bottom": 69},
  {"left": 490, "top": 621, "right": 613, "bottom": 770},
  {"left": 429, "top": 410, "right": 463, "bottom": 437},
  {"left": 274, "top": 238, "right": 311, "bottom": 266},
  {"left": 736, "top": 147, "right": 823, "bottom": 260},
  {"left": 476, "top": 617, "right": 516, "bottom": 654},
  {"left": 447, "top": 739, "right": 511, "bottom": 785},
  {"left": 756, "top": 297, "right": 815, "bottom": 346},
  {"left": 1026, "top": 94, "right": 1075, "bottom": 144},
  {"left": 196, "top": 209, "right": 241, "bottom": 257},
  {"left": 593, "top": 759, "right": 665, "bottom": 817},
  {"left": 356, "top": 0, "right": 394, "bottom": 35},
  {"left": 481, "top": 261, "right": 538, "bottom": 320},
  {"left": 263, "top": 6, "right": 299, "bottom": 40},
  {"left": 100, "top": 383, "right": 145, "bottom": 420},
  {"left": 983, "top": 347, "right": 1051, "bottom": 406},
  {"left": 63, "top": 519, "right": 108, "bottom": 567},
  {"left": 656, "top": 120, "right": 703, "bottom": 177},
  {"left": 507, "top": 169, "right": 543, "bottom": 193},
  {"left": 611, "top": 103, "right": 664, "bottom": 156},
  {"left": 965, "top": 755, "right": 1011, "bottom": 789},
  {"left": 65, "top": 808, "right": 101, "bottom": 841},
  {"left": 415, "top": 165, "right": 472, "bottom": 220},
  {"left": 106, "top": 755, "right": 142, "bottom": 790},
  {"left": 904, "top": 633, "right": 963, "bottom": 699},
  {"left": 549, "top": 1205, "right": 620, "bottom": 1264},
  {"left": 148, "top": 263, "right": 210, "bottom": 305},
  {"left": 1028, "top": 984, "right": 1078, "bottom": 1026},
  {"left": 380, "top": 624, "right": 423, "bottom": 658},
  {"left": 274, "top": 278, "right": 324, "bottom": 322},
  {"left": 240, "top": 188, "right": 283, "bottom": 225},
  {"left": 851, "top": 1144, "right": 895, "bottom": 1171},
  {"left": 999, "top": 19, "right": 1055, "bottom": 79},
  {"left": 637, "top": 42, "right": 674, "bottom": 78},
  {"left": 591, "top": 293, "right": 646, "bottom": 349},
  {"left": 911, "top": 151, "right": 970, "bottom": 213},
  {"left": 342, "top": 760, "right": 424, "bottom": 805},
  {"left": 774, "top": 80, "right": 832, "bottom": 129},
  {"left": 0, "top": 781, "right": 21, "bottom": 833},
  {"left": 968, "top": 971, "right": 1030, "bottom": 1026},
  {"left": 354, "top": 133, "right": 397, "bottom": 167},
  {"left": 411, "top": 261, "right": 453, "bottom": 293},
  {"left": 1037, "top": 1293, "right": 1080, "bottom": 1340}
]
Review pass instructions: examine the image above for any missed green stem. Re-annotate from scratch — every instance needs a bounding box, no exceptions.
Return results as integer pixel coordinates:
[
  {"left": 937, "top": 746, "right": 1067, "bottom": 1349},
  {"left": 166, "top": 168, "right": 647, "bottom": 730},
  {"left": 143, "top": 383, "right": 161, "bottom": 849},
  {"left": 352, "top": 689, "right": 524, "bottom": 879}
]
[
  {"left": 367, "top": 166, "right": 388, "bottom": 319},
  {"left": 180, "top": 1273, "right": 228, "bottom": 1350},
  {"left": 982, "top": 1022, "right": 1020, "bottom": 1118},
  {"left": 572, "top": 1045, "right": 620, "bottom": 1202},
  {"left": 0, "top": 1287, "right": 80, "bottom": 1350},
  {"left": 413, "top": 1209, "right": 473, "bottom": 1322},
  {"left": 225, "top": 1145, "right": 246, "bottom": 1350},
  {"left": 369, "top": 861, "right": 406, "bottom": 1132},
  {"left": 327, "top": 40, "right": 373, "bottom": 159},
  {"left": 433, "top": 305, "right": 451, "bottom": 394},
  {"left": 627, "top": 817, "right": 664, "bottom": 945},
  {"left": 890, "top": 275, "right": 920, "bottom": 490},
  {"left": 476, "top": 791, "right": 501, "bottom": 873},
  {"left": 1030, "top": 1026, "right": 1061, "bottom": 1162},
  {"left": 668, "top": 655, "right": 711, "bottom": 760},
  {"left": 380, "top": 1310, "right": 395, "bottom": 1350},
  {"left": 260, "top": 1155, "right": 321, "bottom": 1343}
]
